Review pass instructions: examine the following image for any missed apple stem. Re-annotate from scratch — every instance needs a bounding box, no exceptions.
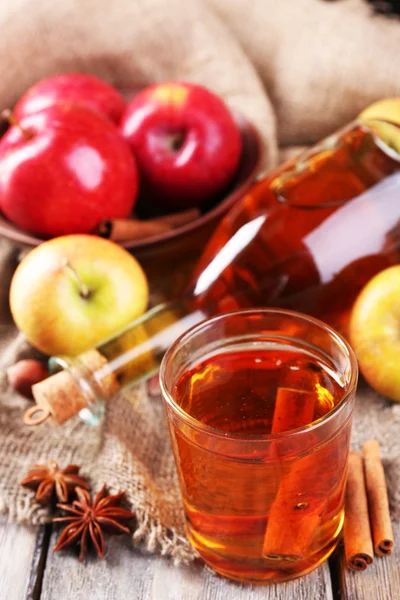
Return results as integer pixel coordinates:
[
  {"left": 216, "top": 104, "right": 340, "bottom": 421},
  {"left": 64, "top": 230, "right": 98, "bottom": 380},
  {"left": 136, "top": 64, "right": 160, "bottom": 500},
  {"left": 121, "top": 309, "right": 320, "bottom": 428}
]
[
  {"left": 168, "top": 132, "right": 185, "bottom": 152},
  {"left": 63, "top": 260, "right": 91, "bottom": 300},
  {"left": 1, "top": 109, "right": 32, "bottom": 141}
]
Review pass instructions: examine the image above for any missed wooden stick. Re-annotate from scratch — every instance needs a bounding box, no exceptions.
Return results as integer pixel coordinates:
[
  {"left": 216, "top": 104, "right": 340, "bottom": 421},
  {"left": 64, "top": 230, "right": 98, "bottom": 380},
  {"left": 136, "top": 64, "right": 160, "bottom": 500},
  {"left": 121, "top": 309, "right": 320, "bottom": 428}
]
[
  {"left": 271, "top": 388, "right": 316, "bottom": 433},
  {"left": 98, "top": 218, "right": 170, "bottom": 241},
  {"left": 2, "top": 109, "right": 32, "bottom": 140},
  {"left": 96, "top": 208, "right": 200, "bottom": 242},
  {"left": 344, "top": 451, "right": 374, "bottom": 571},
  {"left": 362, "top": 440, "right": 394, "bottom": 556}
]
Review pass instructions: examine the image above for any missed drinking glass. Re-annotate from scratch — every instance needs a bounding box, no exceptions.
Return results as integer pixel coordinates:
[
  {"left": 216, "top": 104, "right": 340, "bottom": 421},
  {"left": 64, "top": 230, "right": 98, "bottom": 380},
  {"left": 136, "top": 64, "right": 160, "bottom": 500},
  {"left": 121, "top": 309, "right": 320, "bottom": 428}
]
[{"left": 160, "top": 308, "right": 358, "bottom": 583}]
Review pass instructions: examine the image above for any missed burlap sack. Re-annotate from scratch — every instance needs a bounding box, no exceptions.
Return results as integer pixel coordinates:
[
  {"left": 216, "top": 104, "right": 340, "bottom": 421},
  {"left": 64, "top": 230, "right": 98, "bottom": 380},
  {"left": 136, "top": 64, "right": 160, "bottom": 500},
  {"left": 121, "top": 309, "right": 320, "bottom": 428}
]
[
  {"left": 1, "top": 0, "right": 400, "bottom": 563},
  {"left": 208, "top": 0, "right": 400, "bottom": 145},
  {"left": 3, "top": 0, "right": 400, "bottom": 166}
]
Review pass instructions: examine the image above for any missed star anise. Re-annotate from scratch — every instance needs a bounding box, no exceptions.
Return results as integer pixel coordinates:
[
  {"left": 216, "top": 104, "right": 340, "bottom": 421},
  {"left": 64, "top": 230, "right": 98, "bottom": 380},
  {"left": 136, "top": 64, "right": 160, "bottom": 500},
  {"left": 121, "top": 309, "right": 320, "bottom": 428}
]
[
  {"left": 53, "top": 485, "right": 135, "bottom": 561},
  {"left": 20, "top": 460, "right": 90, "bottom": 505}
]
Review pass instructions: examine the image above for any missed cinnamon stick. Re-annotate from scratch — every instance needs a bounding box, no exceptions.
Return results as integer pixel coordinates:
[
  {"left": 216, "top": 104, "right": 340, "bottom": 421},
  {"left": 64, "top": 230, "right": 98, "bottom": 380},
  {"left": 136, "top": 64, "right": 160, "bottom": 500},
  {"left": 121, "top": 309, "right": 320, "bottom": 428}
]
[
  {"left": 344, "top": 451, "right": 374, "bottom": 571},
  {"left": 262, "top": 441, "right": 332, "bottom": 562},
  {"left": 362, "top": 440, "right": 394, "bottom": 557},
  {"left": 97, "top": 208, "right": 200, "bottom": 242},
  {"left": 263, "top": 486, "right": 325, "bottom": 562},
  {"left": 263, "top": 387, "right": 324, "bottom": 560},
  {"left": 271, "top": 388, "right": 317, "bottom": 433}
]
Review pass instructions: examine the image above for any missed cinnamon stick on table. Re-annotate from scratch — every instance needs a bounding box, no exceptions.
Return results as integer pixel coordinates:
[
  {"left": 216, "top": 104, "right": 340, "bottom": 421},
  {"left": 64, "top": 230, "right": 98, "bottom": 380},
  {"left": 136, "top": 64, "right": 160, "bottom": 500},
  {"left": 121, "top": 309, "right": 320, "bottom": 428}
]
[
  {"left": 362, "top": 440, "right": 394, "bottom": 556},
  {"left": 97, "top": 208, "right": 200, "bottom": 242},
  {"left": 344, "top": 451, "right": 374, "bottom": 571}
]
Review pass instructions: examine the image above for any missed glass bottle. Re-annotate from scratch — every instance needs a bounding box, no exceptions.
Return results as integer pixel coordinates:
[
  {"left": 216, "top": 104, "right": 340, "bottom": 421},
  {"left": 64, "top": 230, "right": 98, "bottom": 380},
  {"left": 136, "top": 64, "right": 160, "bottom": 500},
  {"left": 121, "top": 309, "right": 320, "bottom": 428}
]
[{"left": 25, "top": 118, "right": 400, "bottom": 426}]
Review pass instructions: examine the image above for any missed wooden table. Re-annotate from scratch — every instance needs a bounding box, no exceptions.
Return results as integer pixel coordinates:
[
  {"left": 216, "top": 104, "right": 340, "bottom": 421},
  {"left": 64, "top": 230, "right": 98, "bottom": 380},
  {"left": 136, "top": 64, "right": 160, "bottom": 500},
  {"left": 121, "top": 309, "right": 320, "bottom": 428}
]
[
  {"left": 1, "top": 380, "right": 398, "bottom": 600},
  {"left": 1, "top": 518, "right": 398, "bottom": 599}
]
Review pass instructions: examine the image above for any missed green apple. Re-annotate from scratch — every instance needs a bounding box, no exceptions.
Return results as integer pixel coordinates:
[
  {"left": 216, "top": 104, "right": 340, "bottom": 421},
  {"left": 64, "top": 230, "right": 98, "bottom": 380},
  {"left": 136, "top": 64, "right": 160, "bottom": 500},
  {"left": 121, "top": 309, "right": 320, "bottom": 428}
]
[
  {"left": 349, "top": 265, "right": 400, "bottom": 402},
  {"left": 10, "top": 235, "right": 149, "bottom": 356}
]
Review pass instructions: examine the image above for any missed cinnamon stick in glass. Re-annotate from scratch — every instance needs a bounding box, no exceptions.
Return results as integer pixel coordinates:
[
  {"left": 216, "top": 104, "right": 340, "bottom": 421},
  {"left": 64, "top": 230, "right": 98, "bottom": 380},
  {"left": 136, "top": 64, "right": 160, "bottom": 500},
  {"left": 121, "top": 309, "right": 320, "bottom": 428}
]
[
  {"left": 97, "top": 208, "right": 200, "bottom": 242},
  {"left": 362, "top": 440, "right": 394, "bottom": 557},
  {"left": 263, "top": 387, "right": 322, "bottom": 560},
  {"left": 344, "top": 451, "right": 374, "bottom": 571},
  {"left": 271, "top": 388, "right": 316, "bottom": 433},
  {"left": 262, "top": 451, "right": 326, "bottom": 561}
]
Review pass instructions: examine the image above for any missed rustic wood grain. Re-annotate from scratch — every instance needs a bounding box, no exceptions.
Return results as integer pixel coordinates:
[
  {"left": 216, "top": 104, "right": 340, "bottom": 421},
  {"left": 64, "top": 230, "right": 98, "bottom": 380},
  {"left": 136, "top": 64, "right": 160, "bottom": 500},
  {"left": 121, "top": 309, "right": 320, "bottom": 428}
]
[
  {"left": 3, "top": 511, "right": 400, "bottom": 600},
  {"left": 41, "top": 529, "right": 333, "bottom": 600},
  {"left": 0, "top": 517, "right": 39, "bottom": 600},
  {"left": 338, "top": 521, "right": 400, "bottom": 600}
]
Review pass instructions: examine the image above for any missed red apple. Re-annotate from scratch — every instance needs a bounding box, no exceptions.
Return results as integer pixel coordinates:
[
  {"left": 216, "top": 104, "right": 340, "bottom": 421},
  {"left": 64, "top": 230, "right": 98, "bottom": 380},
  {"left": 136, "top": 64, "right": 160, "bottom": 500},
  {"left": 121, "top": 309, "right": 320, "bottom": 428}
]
[
  {"left": 119, "top": 82, "right": 242, "bottom": 209},
  {"left": 0, "top": 105, "right": 138, "bottom": 237},
  {"left": 14, "top": 73, "right": 125, "bottom": 124}
]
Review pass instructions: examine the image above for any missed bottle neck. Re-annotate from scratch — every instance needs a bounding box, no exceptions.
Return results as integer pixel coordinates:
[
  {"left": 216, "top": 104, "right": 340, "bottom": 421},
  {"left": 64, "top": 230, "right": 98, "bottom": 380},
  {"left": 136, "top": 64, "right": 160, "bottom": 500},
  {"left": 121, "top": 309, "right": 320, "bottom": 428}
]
[
  {"left": 43, "top": 296, "right": 207, "bottom": 426},
  {"left": 95, "top": 296, "right": 207, "bottom": 388}
]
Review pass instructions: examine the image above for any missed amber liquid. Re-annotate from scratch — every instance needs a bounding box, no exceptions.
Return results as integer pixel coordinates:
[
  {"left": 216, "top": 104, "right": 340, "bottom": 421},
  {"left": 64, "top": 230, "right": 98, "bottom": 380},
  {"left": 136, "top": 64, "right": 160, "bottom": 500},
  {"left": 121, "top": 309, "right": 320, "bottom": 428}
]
[
  {"left": 170, "top": 345, "right": 351, "bottom": 583},
  {"left": 189, "top": 124, "right": 400, "bottom": 335},
  {"left": 92, "top": 122, "right": 399, "bottom": 406}
]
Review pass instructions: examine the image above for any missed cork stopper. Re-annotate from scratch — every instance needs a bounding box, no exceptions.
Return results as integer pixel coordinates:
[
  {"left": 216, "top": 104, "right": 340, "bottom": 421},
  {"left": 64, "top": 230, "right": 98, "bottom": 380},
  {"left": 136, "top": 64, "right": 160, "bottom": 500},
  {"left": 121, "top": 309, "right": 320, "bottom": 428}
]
[
  {"left": 24, "top": 349, "right": 120, "bottom": 427},
  {"left": 25, "top": 370, "right": 89, "bottom": 426}
]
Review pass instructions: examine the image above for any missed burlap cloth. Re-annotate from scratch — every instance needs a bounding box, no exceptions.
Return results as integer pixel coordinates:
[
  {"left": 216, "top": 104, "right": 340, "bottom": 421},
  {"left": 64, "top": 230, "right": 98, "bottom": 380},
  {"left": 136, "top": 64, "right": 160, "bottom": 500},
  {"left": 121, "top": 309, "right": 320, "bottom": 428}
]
[{"left": 1, "top": 0, "right": 400, "bottom": 563}]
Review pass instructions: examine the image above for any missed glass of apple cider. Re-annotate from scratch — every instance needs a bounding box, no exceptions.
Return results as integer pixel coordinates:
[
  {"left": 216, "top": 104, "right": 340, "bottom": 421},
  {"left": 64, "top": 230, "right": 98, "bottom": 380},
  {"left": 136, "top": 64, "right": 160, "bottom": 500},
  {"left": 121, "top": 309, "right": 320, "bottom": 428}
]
[{"left": 160, "top": 309, "right": 358, "bottom": 583}]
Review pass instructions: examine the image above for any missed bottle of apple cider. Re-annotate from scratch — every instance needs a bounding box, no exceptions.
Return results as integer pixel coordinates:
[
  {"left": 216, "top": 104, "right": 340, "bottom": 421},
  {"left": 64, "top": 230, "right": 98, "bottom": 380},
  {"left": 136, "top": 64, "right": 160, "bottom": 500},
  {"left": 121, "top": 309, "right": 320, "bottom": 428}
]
[{"left": 25, "top": 117, "right": 400, "bottom": 427}]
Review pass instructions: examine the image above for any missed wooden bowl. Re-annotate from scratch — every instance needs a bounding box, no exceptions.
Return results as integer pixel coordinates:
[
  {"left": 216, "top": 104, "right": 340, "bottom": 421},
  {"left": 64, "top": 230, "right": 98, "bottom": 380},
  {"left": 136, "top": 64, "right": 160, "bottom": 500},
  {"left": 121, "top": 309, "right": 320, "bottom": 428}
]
[{"left": 0, "top": 114, "right": 262, "bottom": 297}]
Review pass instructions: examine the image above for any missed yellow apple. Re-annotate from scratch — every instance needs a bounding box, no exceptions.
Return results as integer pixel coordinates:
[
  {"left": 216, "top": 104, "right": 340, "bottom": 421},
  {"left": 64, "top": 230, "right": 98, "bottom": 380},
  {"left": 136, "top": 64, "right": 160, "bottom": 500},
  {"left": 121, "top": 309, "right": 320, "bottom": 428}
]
[
  {"left": 358, "top": 98, "right": 400, "bottom": 154},
  {"left": 349, "top": 265, "right": 400, "bottom": 402},
  {"left": 10, "top": 235, "right": 149, "bottom": 356},
  {"left": 359, "top": 98, "right": 400, "bottom": 126}
]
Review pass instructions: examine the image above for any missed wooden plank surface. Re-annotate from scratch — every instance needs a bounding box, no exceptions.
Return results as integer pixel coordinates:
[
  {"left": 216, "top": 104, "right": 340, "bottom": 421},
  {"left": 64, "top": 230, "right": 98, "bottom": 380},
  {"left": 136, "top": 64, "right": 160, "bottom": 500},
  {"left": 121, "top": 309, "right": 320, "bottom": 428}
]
[
  {"left": 1, "top": 515, "right": 399, "bottom": 600},
  {"left": 40, "top": 527, "right": 333, "bottom": 600},
  {"left": 338, "top": 521, "right": 400, "bottom": 600},
  {"left": 0, "top": 517, "right": 39, "bottom": 600}
]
